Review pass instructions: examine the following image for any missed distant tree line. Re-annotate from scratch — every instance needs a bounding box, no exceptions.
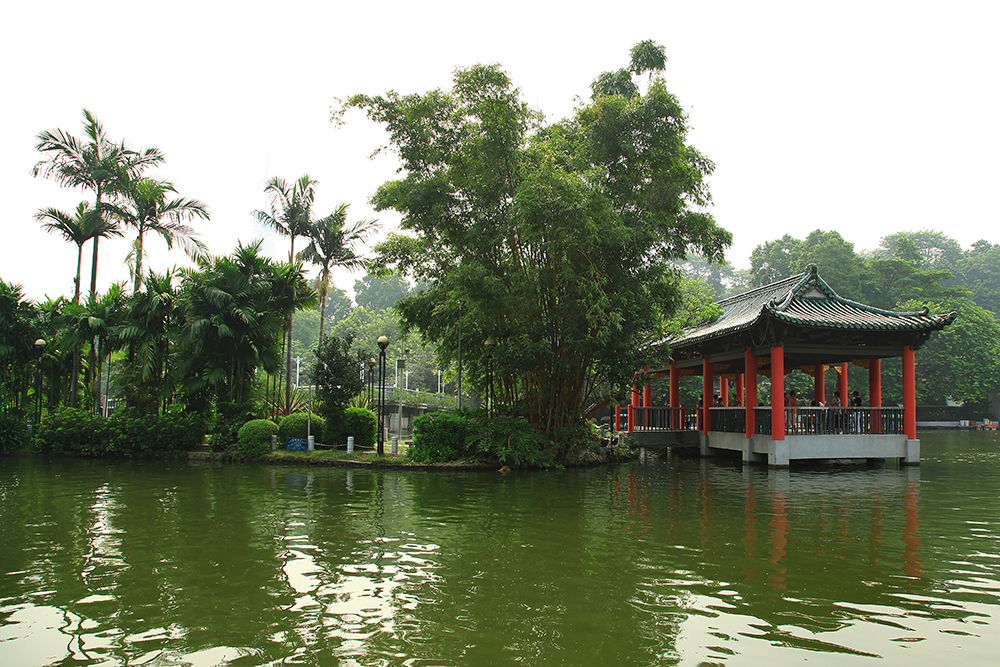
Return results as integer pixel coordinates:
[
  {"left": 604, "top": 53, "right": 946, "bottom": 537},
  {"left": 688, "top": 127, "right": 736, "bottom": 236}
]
[{"left": 669, "top": 230, "right": 1000, "bottom": 412}]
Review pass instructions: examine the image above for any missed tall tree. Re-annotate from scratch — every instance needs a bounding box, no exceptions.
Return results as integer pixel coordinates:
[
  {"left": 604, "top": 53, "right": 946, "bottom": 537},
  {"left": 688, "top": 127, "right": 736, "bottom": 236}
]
[
  {"left": 119, "top": 271, "right": 183, "bottom": 413},
  {"left": 34, "top": 202, "right": 121, "bottom": 406},
  {"left": 956, "top": 241, "right": 1000, "bottom": 316},
  {"left": 0, "top": 281, "right": 40, "bottom": 414},
  {"left": 346, "top": 46, "right": 730, "bottom": 454},
  {"left": 353, "top": 273, "right": 410, "bottom": 312},
  {"left": 110, "top": 178, "right": 210, "bottom": 292},
  {"left": 297, "top": 202, "right": 378, "bottom": 345},
  {"left": 35, "top": 202, "right": 122, "bottom": 305},
  {"left": 253, "top": 175, "right": 323, "bottom": 412},
  {"left": 178, "top": 241, "right": 286, "bottom": 408},
  {"left": 748, "top": 234, "right": 800, "bottom": 287},
  {"left": 33, "top": 109, "right": 164, "bottom": 298}
]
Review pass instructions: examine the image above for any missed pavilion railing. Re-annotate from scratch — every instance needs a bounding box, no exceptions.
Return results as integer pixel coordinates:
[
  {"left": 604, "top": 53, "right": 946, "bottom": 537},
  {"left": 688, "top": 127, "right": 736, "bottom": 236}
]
[
  {"left": 628, "top": 405, "right": 693, "bottom": 431},
  {"left": 712, "top": 406, "right": 905, "bottom": 436},
  {"left": 710, "top": 407, "right": 745, "bottom": 433}
]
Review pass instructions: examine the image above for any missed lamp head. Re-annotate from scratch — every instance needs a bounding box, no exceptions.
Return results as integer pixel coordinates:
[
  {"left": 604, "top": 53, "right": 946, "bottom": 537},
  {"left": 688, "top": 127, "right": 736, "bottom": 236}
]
[{"left": 377, "top": 336, "right": 389, "bottom": 350}]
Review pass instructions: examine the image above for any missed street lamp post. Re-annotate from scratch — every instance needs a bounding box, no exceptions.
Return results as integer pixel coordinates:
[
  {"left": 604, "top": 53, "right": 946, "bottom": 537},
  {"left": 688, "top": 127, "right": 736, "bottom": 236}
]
[
  {"left": 34, "top": 339, "right": 46, "bottom": 425},
  {"left": 398, "top": 345, "right": 408, "bottom": 444},
  {"left": 377, "top": 336, "right": 389, "bottom": 456}
]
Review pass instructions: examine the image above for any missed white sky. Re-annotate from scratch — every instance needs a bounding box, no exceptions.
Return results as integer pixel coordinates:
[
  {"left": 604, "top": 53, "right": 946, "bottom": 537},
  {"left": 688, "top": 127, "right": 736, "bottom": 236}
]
[{"left": 2, "top": 0, "right": 997, "bottom": 302}]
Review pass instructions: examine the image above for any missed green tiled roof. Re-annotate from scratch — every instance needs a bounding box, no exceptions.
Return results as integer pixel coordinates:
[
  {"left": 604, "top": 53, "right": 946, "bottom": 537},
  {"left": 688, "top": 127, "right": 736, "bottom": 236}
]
[{"left": 668, "top": 264, "right": 957, "bottom": 348}]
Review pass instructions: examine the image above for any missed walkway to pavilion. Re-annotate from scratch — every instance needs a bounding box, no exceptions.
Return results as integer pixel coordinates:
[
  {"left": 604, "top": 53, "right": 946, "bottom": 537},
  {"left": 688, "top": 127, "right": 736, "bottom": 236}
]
[{"left": 616, "top": 265, "right": 956, "bottom": 466}]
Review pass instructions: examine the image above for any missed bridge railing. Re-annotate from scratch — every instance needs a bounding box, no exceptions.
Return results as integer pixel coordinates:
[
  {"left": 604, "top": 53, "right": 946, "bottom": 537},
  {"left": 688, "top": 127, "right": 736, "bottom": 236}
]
[
  {"left": 711, "top": 406, "right": 904, "bottom": 436},
  {"left": 617, "top": 406, "right": 692, "bottom": 431}
]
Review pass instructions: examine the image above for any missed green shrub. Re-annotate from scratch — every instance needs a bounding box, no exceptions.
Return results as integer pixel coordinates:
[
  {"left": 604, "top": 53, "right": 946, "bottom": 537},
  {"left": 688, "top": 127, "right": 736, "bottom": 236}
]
[
  {"left": 408, "top": 412, "right": 472, "bottom": 463},
  {"left": 108, "top": 410, "right": 205, "bottom": 456},
  {"left": 35, "top": 408, "right": 111, "bottom": 455},
  {"left": 237, "top": 419, "right": 278, "bottom": 459},
  {"left": 340, "top": 407, "right": 377, "bottom": 448},
  {"left": 0, "top": 414, "right": 30, "bottom": 453},
  {"left": 276, "top": 412, "right": 325, "bottom": 444},
  {"left": 208, "top": 402, "right": 261, "bottom": 452},
  {"left": 468, "top": 416, "right": 551, "bottom": 467}
]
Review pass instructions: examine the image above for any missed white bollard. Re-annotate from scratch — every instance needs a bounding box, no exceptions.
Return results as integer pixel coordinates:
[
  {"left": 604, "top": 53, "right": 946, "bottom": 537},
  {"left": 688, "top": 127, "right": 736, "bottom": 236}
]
[
  {"left": 307, "top": 435, "right": 315, "bottom": 452},
  {"left": 347, "top": 436, "right": 354, "bottom": 453},
  {"left": 391, "top": 436, "right": 398, "bottom": 455},
  {"left": 271, "top": 435, "right": 277, "bottom": 451}
]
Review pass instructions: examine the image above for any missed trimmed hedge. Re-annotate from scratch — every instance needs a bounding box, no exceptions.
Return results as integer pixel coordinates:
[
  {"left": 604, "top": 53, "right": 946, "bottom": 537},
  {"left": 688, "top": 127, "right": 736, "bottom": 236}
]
[
  {"left": 35, "top": 408, "right": 204, "bottom": 457},
  {"left": 237, "top": 419, "right": 278, "bottom": 459},
  {"left": 341, "top": 407, "right": 377, "bottom": 449},
  {"left": 277, "top": 413, "right": 325, "bottom": 443}
]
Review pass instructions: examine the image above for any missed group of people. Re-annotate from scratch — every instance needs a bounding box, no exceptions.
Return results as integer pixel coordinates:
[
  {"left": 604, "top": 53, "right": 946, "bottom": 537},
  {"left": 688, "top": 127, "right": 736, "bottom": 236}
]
[
  {"left": 785, "top": 389, "right": 864, "bottom": 408},
  {"left": 785, "top": 389, "right": 865, "bottom": 433}
]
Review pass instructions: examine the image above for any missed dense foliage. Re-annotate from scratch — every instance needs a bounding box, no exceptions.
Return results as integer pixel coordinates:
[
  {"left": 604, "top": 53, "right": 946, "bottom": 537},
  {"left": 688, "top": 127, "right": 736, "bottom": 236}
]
[
  {"left": 735, "top": 229, "right": 1000, "bottom": 409},
  {"left": 408, "top": 413, "right": 474, "bottom": 464},
  {"left": 347, "top": 43, "right": 731, "bottom": 457},
  {"left": 34, "top": 408, "right": 203, "bottom": 456},
  {"left": 0, "top": 413, "right": 30, "bottom": 453}
]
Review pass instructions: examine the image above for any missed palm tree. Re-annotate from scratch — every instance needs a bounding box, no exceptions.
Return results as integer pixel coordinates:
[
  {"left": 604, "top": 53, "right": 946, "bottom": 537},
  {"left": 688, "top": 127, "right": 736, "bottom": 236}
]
[
  {"left": 298, "top": 203, "right": 379, "bottom": 345},
  {"left": 35, "top": 202, "right": 123, "bottom": 304},
  {"left": 63, "top": 284, "right": 128, "bottom": 413},
  {"left": 267, "top": 261, "right": 319, "bottom": 414},
  {"left": 253, "top": 175, "right": 319, "bottom": 262},
  {"left": 178, "top": 241, "right": 289, "bottom": 408},
  {"left": 33, "top": 109, "right": 164, "bottom": 299},
  {"left": 120, "top": 271, "right": 183, "bottom": 413},
  {"left": 109, "top": 178, "right": 210, "bottom": 292},
  {"left": 0, "top": 281, "right": 39, "bottom": 414},
  {"left": 34, "top": 203, "right": 121, "bottom": 407},
  {"left": 252, "top": 175, "right": 323, "bottom": 412}
]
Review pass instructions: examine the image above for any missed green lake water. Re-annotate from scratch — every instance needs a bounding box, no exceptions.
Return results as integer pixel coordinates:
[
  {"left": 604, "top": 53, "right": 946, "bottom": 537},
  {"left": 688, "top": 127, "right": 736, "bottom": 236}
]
[{"left": 2, "top": 430, "right": 999, "bottom": 666}]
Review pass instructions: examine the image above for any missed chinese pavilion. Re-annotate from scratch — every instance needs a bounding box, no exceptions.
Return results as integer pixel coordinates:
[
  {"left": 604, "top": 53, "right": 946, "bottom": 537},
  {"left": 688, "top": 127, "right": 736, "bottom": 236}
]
[{"left": 622, "top": 264, "right": 956, "bottom": 466}]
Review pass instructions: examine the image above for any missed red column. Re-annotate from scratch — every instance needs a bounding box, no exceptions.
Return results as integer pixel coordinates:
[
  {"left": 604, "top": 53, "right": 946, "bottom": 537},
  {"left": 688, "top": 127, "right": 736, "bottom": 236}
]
[
  {"left": 643, "top": 368, "right": 652, "bottom": 429},
  {"left": 721, "top": 378, "right": 729, "bottom": 406},
  {"left": 814, "top": 360, "right": 825, "bottom": 404},
  {"left": 614, "top": 404, "right": 621, "bottom": 431},
  {"left": 771, "top": 345, "right": 785, "bottom": 440},
  {"left": 630, "top": 382, "right": 640, "bottom": 432},
  {"left": 839, "top": 362, "right": 849, "bottom": 405},
  {"left": 702, "top": 356, "right": 713, "bottom": 435},
  {"left": 745, "top": 348, "right": 757, "bottom": 439},
  {"left": 869, "top": 358, "right": 882, "bottom": 434},
  {"left": 669, "top": 361, "right": 679, "bottom": 429},
  {"left": 903, "top": 346, "right": 916, "bottom": 439}
]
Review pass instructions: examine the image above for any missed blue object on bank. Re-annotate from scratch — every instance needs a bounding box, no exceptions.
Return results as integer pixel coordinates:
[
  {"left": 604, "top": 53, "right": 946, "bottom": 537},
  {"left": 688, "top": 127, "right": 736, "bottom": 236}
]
[{"left": 286, "top": 437, "right": 308, "bottom": 451}]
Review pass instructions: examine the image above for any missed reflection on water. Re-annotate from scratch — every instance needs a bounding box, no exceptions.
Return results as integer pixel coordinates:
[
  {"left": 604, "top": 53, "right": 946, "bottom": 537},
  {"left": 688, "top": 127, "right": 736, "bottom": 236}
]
[{"left": 1, "top": 431, "right": 999, "bottom": 665}]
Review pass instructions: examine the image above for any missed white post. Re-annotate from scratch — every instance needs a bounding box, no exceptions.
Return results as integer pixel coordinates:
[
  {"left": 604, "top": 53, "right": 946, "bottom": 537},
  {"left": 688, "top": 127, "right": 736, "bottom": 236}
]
[
  {"left": 307, "top": 380, "right": 312, "bottom": 442},
  {"left": 347, "top": 436, "right": 354, "bottom": 453},
  {"left": 391, "top": 436, "right": 398, "bottom": 455}
]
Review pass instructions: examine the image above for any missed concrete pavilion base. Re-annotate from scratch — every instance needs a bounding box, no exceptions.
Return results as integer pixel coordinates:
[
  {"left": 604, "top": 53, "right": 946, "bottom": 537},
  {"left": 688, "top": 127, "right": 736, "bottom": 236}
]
[{"left": 700, "top": 431, "right": 920, "bottom": 467}]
